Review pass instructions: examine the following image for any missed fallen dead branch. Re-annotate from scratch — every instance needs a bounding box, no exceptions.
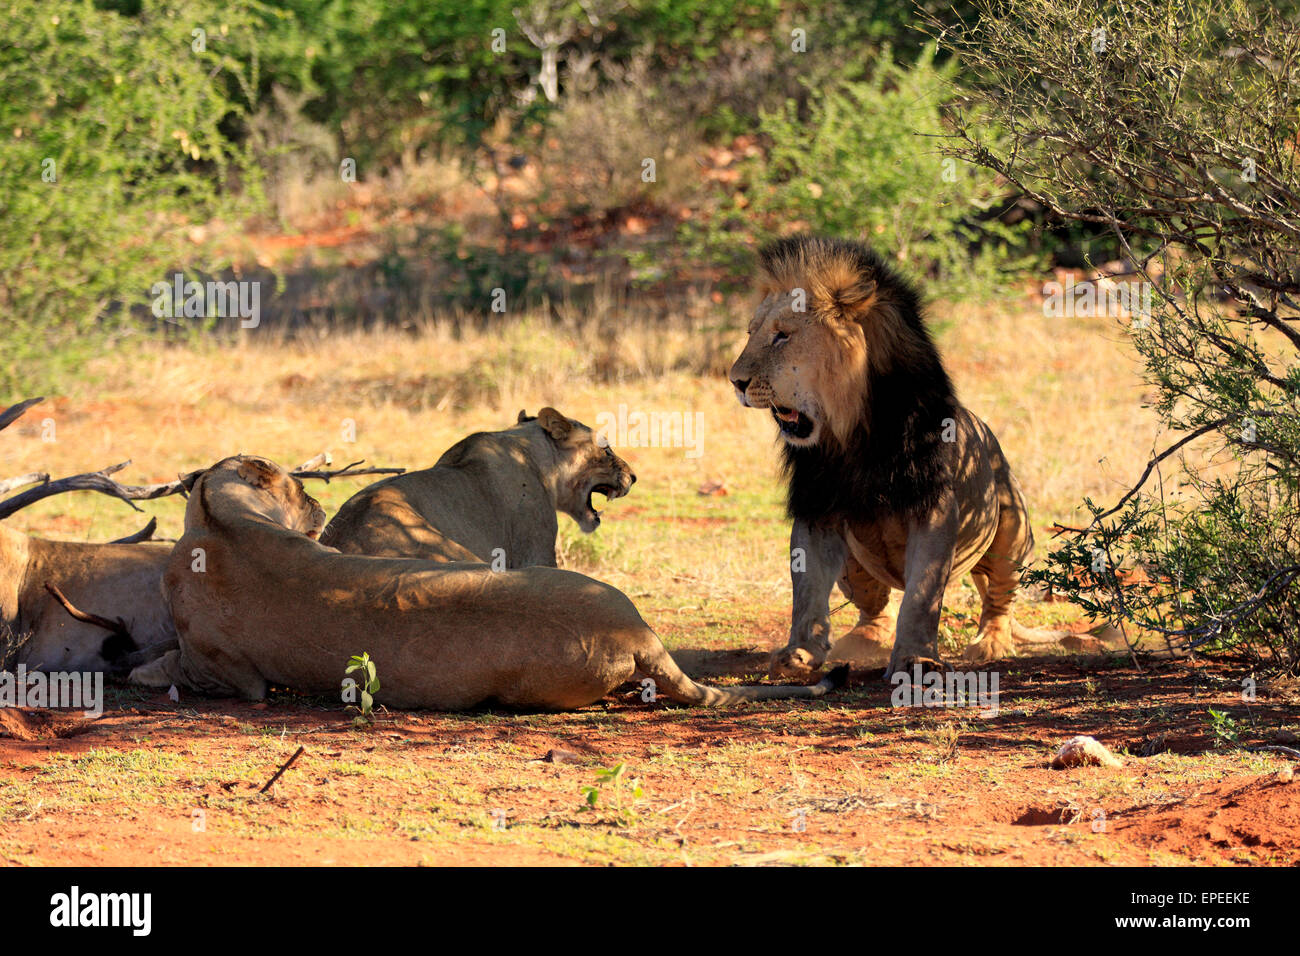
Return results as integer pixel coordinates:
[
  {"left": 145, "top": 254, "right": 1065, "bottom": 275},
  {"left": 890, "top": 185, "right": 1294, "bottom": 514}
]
[
  {"left": 0, "top": 472, "right": 48, "bottom": 497},
  {"left": 291, "top": 459, "right": 404, "bottom": 482},
  {"left": 1, "top": 398, "right": 403, "bottom": 521},
  {"left": 1, "top": 397, "right": 403, "bottom": 528},
  {"left": 0, "top": 458, "right": 403, "bottom": 521},
  {"left": 0, "top": 460, "right": 181, "bottom": 520},
  {"left": 110, "top": 517, "right": 158, "bottom": 544},
  {"left": 0, "top": 397, "right": 43, "bottom": 433},
  {"left": 1247, "top": 744, "right": 1300, "bottom": 760},
  {"left": 260, "top": 746, "right": 306, "bottom": 794}
]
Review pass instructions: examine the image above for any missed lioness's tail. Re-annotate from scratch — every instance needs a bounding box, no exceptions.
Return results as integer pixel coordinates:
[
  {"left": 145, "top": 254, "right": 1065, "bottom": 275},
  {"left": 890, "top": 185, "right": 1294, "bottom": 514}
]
[
  {"left": 634, "top": 639, "right": 847, "bottom": 707},
  {"left": 1010, "top": 619, "right": 1077, "bottom": 646}
]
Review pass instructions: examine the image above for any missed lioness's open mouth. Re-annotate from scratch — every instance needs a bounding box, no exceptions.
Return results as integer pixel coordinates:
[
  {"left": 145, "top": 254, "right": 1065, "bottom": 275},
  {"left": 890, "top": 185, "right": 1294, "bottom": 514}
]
[
  {"left": 771, "top": 405, "right": 815, "bottom": 440},
  {"left": 585, "top": 482, "right": 625, "bottom": 524}
]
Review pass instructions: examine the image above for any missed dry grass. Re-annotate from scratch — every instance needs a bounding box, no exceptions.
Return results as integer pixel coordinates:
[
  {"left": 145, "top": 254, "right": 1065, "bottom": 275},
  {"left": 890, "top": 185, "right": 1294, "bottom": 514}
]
[{"left": 1, "top": 293, "right": 1161, "bottom": 653}]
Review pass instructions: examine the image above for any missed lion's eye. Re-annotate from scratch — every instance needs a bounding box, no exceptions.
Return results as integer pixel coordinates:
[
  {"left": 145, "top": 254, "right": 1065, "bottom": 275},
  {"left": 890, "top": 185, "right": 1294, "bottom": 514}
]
[{"left": 772, "top": 330, "right": 790, "bottom": 346}]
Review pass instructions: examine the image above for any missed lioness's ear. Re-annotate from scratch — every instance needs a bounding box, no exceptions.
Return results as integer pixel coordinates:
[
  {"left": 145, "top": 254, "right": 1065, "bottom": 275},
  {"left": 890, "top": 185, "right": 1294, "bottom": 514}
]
[
  {"left": 178, "top": 469, "right": 204, "bottom": 497},
  {"left": 236, "top": 457, "right": 281, "bottom": 490},
  {"left": 194, "top": 471, "right": 215, "bottom": 523},
  {"left": 517, "top": 409, "right": 529, "bottom": 424},
  {"left": 537, "top": 407, "right": 571, "bottom": 441}
]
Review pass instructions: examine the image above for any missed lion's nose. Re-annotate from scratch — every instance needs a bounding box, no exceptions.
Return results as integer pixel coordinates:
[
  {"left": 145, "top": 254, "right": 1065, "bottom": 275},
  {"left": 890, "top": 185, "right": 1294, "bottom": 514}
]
[
  {"left": 731, "top": 377, "right": 750, "bottom": 394},
  {"left": 629, "top": 473, "right": 637, "bottom": 485}
]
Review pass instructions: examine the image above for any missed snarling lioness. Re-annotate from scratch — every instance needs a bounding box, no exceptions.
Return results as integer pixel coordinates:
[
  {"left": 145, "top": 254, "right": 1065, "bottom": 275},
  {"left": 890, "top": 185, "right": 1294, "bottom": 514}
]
[
  {"left": 132, "top": 455, "right": 843, "bottom": 709},
  {"left": 0, "top": 522, "right": 176, "bottom": 672},
  {"left": 730, "top": 235, "right": 1067, "bottom": 678},
  {"left": 321, "top": 408, "right": 635, "bottom": 566}
]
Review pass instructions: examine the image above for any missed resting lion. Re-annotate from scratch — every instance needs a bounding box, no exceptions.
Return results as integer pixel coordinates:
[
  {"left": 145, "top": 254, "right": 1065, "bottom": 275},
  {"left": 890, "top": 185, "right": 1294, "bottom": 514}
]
[
  {"left": 131, "top": 455, "right": 843, "bottom": 709},
  {"left": 321, "top": 408, "right": 635, "bottom": 566},
  {"left": 0, "top": 522, "right": 176, "bottom": 672},
  {"left": 729, "top": 235, "right": 1068, "bottom": 678}
]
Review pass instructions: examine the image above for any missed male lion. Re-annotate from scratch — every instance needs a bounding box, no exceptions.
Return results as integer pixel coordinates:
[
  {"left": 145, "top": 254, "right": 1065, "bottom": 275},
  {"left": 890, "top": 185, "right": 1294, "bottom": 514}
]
[
  {"left": 729, "top": 235, "right": 1067, "bottom": 678},
  {"left": 321, "top": 407, "right": 634, "bottom": 566},
  {"left": 132, "top": 455, "right": 843, "bottom": 709},
  {"left": 0, "top": 522, "right": 176, "bottom": 672}
]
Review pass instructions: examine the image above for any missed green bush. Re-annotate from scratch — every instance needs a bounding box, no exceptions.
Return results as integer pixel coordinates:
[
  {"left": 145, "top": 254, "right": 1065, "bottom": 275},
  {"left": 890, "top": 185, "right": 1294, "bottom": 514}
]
[
  {"left": 0, "top": 0, "right": 266, "bottom": 392},
  {"left": 538, "top": 59, "right": 703, "bottom": 216},
  {"left": 689, "top": 44, "right": 1035, "bottom": 294},
  {"left": 266, "top": 0, "right": 543, "bottom": 163},
  {"left": 939, "top": 0, "right": 1300, "bottom": 672},
  {"left": 256, "top": 1, "right": 980, "bottom": 165}
]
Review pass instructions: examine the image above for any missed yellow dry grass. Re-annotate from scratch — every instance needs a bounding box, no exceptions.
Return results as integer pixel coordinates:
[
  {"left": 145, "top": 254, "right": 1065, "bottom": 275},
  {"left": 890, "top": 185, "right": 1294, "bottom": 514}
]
[{"left": 1, "top": 295, "right": 1162, "bottom": 651}]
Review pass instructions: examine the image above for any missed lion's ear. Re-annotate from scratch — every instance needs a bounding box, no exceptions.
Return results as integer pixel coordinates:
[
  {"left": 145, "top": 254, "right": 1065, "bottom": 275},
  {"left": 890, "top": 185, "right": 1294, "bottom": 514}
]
[
  {"left": 537, "top": 407, "right": 571, "bottom": 441},
  {"left": 517, "top": 409, "right": 530, "bottom": 424},
  {"left": 823, "top": 273, "right": 878, "bottom": 325}
]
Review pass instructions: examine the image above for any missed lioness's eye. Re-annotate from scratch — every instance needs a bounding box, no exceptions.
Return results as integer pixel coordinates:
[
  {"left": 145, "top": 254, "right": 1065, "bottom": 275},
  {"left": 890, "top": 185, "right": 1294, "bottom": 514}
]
[{"left": 772, "top": 330, "right": 790, "bottom": 346}]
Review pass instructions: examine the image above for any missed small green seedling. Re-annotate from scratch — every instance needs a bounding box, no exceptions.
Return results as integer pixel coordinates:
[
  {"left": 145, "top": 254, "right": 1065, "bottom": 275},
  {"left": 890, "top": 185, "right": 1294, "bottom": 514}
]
[
  {"left": 1207, "top": 708, "right": 1240, "bottom": 748},
  {"left": 345, "top": 652, "right": 380, "bottom": 727},
  {"left": 581, "top": 762, "right": 644, "bottom": 826}
]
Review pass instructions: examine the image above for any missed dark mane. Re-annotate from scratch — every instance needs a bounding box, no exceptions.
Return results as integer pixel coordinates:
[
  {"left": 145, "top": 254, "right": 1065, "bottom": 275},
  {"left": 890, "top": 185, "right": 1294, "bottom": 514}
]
[{"left": 768, "top": 236, "right": 958, "bottom": 525}]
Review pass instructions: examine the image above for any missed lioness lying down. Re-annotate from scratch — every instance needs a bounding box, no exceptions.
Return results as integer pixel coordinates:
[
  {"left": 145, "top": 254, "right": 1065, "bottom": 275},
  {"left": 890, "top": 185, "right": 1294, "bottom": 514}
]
[
  {"left": 322, "top": 408, "right": 634, "bottom": 566},
  {"left": 0, "top": 522, "right": 176, "bottom": 672},
  {"left": 131, "top": 456, "right": 842, "bottom": 709}
]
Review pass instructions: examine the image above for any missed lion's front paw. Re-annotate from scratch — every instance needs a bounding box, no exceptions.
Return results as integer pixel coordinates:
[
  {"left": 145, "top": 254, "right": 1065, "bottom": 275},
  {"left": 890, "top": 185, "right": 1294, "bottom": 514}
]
[
  {"left": 769, "top": 646, "right": 823, "bottom": 681},
  {"left": 963, "top": 634, "right": 1015, "bottom": 664}
]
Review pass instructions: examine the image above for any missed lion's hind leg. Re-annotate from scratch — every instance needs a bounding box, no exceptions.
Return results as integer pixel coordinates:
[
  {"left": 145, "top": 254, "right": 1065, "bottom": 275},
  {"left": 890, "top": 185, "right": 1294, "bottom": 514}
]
[
  {"left": 963, "top": 471, "right": 1071, "bottom": 662},
  {"left": 963, "top": 461, "right": 1033, "bottom": 663},
  {"left": 963, "top": 568, "right": 1017, "bottom": 663}
]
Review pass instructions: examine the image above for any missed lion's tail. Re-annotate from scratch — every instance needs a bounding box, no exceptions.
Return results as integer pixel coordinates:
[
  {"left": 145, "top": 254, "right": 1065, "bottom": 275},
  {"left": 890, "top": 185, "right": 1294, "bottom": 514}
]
[{"left": 633, "top": 639, "right": 847, "bottom": 707}]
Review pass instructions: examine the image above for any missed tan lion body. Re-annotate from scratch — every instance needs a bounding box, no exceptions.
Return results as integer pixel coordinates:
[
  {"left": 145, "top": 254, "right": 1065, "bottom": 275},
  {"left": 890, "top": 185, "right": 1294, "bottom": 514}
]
[
  {"left": 321, "top": 408, "right": 634, "bottom": 566},
  {"left": 729, "top": 236, "right": 1067, "bottom": 676},
  {"left": 0, "top": 522, "right": 176, "bottom": 671},
  {"left": 132, "top": 456, "right": 839, "bottom": 710}
]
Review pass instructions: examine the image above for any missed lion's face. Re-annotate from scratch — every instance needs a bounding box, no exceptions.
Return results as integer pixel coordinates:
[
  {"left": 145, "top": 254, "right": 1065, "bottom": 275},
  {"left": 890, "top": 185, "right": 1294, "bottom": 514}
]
[
  {"left": 527, "top": 408, "right": 636, "bottom": 533},
  {"left": 729, "top": 291, "right": 869, "bottom": 448}
]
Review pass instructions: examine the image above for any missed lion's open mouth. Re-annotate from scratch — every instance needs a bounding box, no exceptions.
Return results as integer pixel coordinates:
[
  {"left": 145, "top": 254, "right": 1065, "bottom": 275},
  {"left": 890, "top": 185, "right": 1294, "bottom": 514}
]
[{"left": 771, "top": 405, "right": 815, "bottom": 440}]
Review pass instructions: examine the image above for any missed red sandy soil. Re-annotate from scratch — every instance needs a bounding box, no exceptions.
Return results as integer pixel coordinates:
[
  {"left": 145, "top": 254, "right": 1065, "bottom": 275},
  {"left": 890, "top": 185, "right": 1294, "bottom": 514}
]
[{"left": 1, "top": 655, "right": 1296, "bottom": 867}]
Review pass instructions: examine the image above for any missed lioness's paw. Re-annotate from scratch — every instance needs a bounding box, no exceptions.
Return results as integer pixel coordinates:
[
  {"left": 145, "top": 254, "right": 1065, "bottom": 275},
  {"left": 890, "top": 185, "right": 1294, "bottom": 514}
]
[
  {"left": 128, "top": 650, "right": 182, "bottom": 688},
  {"left": 768, "top": 646, "right": 823, "bottom": 681}
]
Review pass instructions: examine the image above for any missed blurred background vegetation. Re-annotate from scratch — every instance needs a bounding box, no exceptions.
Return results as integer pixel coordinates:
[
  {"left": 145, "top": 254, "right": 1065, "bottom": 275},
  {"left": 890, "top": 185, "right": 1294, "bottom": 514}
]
[{"left": 1, "top": 0, "right": 1063, "bottom": 395}]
